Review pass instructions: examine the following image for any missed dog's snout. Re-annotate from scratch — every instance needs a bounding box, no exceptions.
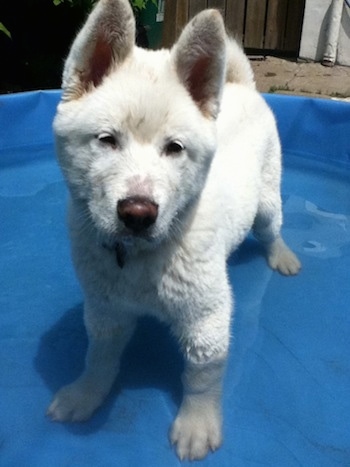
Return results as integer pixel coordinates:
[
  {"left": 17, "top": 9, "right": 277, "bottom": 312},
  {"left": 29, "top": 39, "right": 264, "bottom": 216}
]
[{"left": 117, "top": 196, "right": 158, "bottom": 233}]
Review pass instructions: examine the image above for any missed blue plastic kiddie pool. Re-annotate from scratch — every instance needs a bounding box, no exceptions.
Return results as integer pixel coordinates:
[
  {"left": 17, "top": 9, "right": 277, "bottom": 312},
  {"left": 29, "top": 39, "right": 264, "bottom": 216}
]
[{"left": 1, "top": 91, "right": 349, "bottom": 466}]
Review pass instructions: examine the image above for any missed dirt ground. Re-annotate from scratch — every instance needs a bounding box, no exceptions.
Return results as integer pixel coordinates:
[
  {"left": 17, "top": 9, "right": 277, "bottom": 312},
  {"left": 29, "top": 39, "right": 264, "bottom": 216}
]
[{"left": 250, "top": 56, "right": 350, "bottom": 101}]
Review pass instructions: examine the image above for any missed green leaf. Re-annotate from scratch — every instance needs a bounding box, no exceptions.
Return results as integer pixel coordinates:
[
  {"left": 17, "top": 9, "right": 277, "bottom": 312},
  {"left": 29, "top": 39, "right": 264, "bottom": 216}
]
[
  {"left": 0, "top": 22, "right": 11, "bottom": 39},
  {"left": 131, "top": 0, "right": 146, "bottom": 10}
]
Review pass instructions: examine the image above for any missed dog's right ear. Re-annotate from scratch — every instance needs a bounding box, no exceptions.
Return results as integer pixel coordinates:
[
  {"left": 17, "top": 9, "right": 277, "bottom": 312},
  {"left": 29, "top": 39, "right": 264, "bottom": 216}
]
[{"left": 61, "top": 0, "right": 135, "bottom": 101}]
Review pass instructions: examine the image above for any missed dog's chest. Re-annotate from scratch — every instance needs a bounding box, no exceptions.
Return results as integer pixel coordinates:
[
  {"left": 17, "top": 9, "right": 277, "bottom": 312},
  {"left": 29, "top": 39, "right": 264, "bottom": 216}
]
[
  {"left": 75, "top": 236, "right": 204, "bottom": 321},
  {"left": 106, "top": 250, "right": 163, "bottom": 310},
  {"left": 81, "top": 242, "right": 169, "bottom": 315}
]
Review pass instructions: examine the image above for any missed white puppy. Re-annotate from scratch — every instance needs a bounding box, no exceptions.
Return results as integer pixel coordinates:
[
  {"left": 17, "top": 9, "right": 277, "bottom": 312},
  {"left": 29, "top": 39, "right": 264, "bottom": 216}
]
[{"left": 48, "top": 0, "right": 301, "bottom": 460}]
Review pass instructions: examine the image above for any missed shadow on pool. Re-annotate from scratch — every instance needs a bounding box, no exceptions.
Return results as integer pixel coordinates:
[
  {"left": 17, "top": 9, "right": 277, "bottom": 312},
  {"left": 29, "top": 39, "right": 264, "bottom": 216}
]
[{"left": 34, "top": 305, "right": 184, "bottom": 435}]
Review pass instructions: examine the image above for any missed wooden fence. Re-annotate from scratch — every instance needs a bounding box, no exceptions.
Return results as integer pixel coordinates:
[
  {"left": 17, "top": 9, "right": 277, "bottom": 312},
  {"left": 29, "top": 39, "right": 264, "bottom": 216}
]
[{"left": 162, "top": 0, "right": 305, "bottom": 56}]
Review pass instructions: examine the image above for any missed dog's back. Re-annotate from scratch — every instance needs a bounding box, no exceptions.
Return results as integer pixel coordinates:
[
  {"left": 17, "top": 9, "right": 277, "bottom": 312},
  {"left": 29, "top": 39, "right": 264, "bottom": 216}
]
[{"left": 225, "top": 37, "right": 256, "bottom": 88}]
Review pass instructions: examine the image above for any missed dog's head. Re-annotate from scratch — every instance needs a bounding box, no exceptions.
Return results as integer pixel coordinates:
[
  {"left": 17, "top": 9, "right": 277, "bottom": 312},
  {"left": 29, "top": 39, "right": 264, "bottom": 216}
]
[{"left": 54, "top": 0, "right": 227, "bottom": 249}]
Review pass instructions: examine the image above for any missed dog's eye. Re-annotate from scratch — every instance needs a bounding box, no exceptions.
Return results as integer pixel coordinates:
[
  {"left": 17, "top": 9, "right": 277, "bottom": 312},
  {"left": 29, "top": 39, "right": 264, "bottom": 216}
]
[
  {"left": 164, "top": 140, "right": 185, "bottom": 156},
  {"left": 97, "top": 133, "right": 118, "bottom": 148}
]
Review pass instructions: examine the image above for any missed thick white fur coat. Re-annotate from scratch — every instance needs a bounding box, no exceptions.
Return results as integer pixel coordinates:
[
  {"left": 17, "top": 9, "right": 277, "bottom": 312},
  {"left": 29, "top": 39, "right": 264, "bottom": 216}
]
[{"left": 48, "top": 0, "right": 300, "bottom": 461}]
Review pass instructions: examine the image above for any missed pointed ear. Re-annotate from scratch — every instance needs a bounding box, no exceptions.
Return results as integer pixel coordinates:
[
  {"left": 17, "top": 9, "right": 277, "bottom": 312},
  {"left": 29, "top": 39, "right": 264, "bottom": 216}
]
[
  {"left": 172, "top": 10, "right": 227, "bottom": 119},
  {"left": 62, "top": 0, "right": 135, "bottom": 101}
]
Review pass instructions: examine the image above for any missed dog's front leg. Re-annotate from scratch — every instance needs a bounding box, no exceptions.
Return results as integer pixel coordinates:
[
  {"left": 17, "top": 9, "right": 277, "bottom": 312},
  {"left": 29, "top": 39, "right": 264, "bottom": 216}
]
[
  {"left": 170, "top": 352, "right": 227, "bottom": 461},
  {"left": 168, "top": 281, "right": 231, "bottom": 461},
  {"left": 47, "top": 299, "right": 136, "bottom": 423}
]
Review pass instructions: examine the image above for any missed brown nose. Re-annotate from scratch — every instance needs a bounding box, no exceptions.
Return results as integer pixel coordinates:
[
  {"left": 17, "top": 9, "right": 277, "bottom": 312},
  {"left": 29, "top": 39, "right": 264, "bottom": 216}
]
[{"left": 117, "top": 196, "right": 158, "bottom": 233}]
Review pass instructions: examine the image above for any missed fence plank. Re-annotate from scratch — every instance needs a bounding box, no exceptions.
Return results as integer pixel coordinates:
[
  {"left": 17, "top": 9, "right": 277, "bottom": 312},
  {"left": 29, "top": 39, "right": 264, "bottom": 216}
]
[
  {"left": 162, "top": 0, "right": 177, "bottom": 47},
  {"left": 244, "top": 0, "right": 267, "bottom": 49},
  {"left": 284, "top": 0, "right": 305, "bottom": 53},
  {"left": 265, "top": 0, "right": 288, "bottom": 50},
  {"left": 225, "top": 0, "right": 246, "bottom": 42},
  {"left": 176, "top": 0, "right": 189, "bottom": 37},
  {"left": 189, "top": 0, "right": 208, "bottom": 18},
  {"left": 164, "top": 0, "right": 304, "bottom": 54},
  {"left": 162, "top": 0, "right": 189, "bottom": 48},
  {"left": 208, "top": 0, "right": 226, "bottom": 16}
]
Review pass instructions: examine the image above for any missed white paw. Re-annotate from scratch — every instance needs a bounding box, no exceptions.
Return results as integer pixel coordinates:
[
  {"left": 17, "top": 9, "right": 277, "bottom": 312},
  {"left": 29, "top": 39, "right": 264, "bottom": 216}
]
[
  {"left": 170, "top": 404, "right": 222, "bottom": 461},
  {"left": 47, "top": 380, "right": 105, "bottom": 422},
  {"left": 267, "top": 238, "right": 301, "bottom": 276}
]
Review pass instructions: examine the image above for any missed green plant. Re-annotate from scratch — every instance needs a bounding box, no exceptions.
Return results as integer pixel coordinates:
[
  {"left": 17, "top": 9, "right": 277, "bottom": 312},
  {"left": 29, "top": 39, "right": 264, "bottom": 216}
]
[
  {"left": 0, "top": 0, "right": 158, "bottom": 39},
  {"left": 52, "top": 0, "right": 157, "bottom": 12},
  {"left": 268, "top": 84, "right": 291, "bottom": 94},
  {"left": 0, "top": 22, "right": 11, "bottom": 38},
  {"left": 0, "top": 0, "right": 158, "bottom": 57},
  {"left": 131, "top": 0, "right": 157, "bottom": 10},
  {"left": 53, "top": 0, "right": 96, "bottom": 7}
]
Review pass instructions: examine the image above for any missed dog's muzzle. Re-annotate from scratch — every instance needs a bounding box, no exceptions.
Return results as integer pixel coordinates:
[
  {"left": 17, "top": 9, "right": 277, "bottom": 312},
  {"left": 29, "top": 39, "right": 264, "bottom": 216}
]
[{"left": 117, "top": 196, "right": 158, "bottom": 234}]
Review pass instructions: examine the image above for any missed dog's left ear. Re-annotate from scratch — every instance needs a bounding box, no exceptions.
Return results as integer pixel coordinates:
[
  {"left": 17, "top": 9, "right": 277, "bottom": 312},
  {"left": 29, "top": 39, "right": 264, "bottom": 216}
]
[
  {"left": 61, "top": 0, "right": 135, "bottom": 101},
  {"left": 172, "top": 10, "right": 226, "bottom": 119}
]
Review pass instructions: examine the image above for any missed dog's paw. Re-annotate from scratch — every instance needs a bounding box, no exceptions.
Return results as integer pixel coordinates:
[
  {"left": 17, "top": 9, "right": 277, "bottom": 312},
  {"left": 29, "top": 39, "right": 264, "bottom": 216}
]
[
  {"left": 170, "top": 404, "right": 222, "bottom": 461},
  {"left": 47, "top": 381, "right": 104, "bottom": 422},
  {"left": 267, "top": 238, "right": 301, "bottom": 276}
]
